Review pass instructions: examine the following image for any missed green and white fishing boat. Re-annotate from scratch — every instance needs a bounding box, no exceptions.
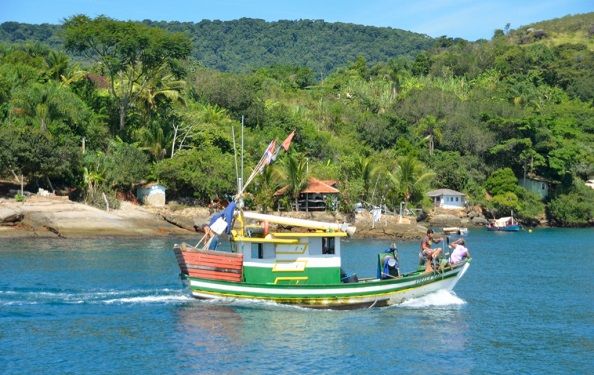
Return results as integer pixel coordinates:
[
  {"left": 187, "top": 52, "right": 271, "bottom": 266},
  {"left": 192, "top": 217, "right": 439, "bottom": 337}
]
[
  {"left": 174, "top": 209, "right": 470, "bottom": 309},
  {"left": 173, "top": 131, "right": 470, "bottom": 309}
]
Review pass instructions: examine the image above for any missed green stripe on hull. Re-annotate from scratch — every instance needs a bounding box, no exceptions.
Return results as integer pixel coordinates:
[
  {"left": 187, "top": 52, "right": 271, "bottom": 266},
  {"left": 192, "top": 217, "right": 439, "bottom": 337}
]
[{"left": 243, "top": 265, "right": 340, "bottom": 284}]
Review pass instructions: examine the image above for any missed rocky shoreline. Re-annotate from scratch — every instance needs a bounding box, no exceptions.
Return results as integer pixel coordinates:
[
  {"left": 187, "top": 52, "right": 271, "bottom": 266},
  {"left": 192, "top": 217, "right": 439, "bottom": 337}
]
[
  {"left": 1, "top": 178, "right": 564, "bottom": 241},
  {"left": 0, "top": 196, "right": 487, "bottom": 241}
]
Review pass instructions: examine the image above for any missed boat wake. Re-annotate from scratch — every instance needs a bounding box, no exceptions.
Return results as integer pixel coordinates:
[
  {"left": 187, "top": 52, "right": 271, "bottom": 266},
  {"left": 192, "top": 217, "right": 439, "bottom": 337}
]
[
  {"left": 0, "top": 288, "right": 192, "bottom": 306},
  {"left": 399, "top": 289, "right": 466, "bottom": 309}
]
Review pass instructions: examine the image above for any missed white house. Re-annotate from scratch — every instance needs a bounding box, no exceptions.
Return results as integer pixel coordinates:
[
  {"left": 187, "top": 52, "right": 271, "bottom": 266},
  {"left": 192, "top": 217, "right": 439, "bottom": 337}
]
[{"left": 427, "top": 189, "right": 466, "bottom": 209}]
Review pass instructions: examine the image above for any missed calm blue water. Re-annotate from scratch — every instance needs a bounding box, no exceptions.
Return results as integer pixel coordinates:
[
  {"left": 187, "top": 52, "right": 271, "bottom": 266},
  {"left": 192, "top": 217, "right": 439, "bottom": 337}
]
[{"left": 1, "top": 229, "right": 593, "bottom": 374}]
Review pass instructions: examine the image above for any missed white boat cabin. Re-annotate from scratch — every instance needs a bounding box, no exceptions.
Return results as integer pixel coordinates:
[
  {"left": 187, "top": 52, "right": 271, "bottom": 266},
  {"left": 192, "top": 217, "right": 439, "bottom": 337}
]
[
  {"left": 232, "top": 232, "right": 345, "bottom": 285},
  {"left": 230, "top": 212, "right": 353, "bottom": 285}
]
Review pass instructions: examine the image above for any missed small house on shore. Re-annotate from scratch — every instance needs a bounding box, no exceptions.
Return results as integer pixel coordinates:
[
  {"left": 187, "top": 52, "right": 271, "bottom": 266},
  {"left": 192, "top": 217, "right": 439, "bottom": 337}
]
[
  {"left": 136, "top": 183, "right": 166, "bottom": 207},
  {"left": 275, "top": 178, "right": 339, "bottom": 212},
  {"left": 427, "top": 189, "right": 466, "bottom": 209},
  {"left": 519, "top": 175, "right": 552, "bottom": 200}
]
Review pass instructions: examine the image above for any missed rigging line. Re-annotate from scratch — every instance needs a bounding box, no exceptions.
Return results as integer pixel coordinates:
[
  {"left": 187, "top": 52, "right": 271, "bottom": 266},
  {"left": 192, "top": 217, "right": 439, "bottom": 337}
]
[
  {"left": 241, "top": 115, "right": 244, "bottom": 185},
  {"left": 231, "top": 126, "right": 239, "bottom": 185}
]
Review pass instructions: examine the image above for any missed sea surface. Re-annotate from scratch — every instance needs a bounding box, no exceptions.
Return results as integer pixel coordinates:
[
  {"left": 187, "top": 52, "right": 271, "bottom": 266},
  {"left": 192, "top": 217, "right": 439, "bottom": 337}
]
[{"left": 1, "top": 228, "right": 593, "bottom": 374}]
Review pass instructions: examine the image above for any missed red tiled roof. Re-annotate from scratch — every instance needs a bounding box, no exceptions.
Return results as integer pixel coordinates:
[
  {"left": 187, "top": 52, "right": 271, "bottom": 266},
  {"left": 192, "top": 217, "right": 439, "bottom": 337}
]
[
  {"left": 302, "top": 178, "right": 339, "bottom": 194},
  {"left": 274, "top": 177, "right": 340, "bottom": 196}
]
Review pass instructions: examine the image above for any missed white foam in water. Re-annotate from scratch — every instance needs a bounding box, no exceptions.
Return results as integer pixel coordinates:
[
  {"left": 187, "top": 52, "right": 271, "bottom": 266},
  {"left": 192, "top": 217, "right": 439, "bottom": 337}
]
[
  {"left": 399, "top": 289, "right": 466, "bottom": 308},
  {"left": 103, "top": 294, "right": 192, "bottom": 304},
  {"left": 0, "top": 288, "right": 191, "bottom": 306}
]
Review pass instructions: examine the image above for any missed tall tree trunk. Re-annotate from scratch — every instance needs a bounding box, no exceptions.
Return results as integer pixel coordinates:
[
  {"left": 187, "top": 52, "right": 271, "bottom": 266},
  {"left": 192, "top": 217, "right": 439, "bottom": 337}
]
[
  {"left": 119, "top": 98, "right": 128, "bottom": 131},
  {"left": 171, "top": 123, "right": 178, "bottom": 158}
]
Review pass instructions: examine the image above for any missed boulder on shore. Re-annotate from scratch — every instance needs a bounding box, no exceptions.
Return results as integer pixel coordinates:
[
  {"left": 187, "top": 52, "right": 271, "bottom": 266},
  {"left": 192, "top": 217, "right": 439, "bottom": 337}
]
[
  {"left": 0, "top": 207, "right": 23, "bottom": 224},
  {"left": 471, "top": 216, "right": 489, "bottom": 226},
  {"left": 429, "top": 214, "right": 462, "bottom": 227}
]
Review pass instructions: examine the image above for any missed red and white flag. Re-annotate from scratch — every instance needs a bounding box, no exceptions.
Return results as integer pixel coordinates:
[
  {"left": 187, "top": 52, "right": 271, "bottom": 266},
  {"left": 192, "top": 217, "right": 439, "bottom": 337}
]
[
  {"left": 263, "top": 140, "right": 276, "bottom": 166},
  {"left": 281, "top": 130, "right": 295, "bottom": 151}
]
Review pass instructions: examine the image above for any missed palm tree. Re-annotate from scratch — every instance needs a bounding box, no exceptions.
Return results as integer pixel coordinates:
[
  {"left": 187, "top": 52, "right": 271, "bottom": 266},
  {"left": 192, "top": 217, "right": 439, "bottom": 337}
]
[
  {"left": 357, "top": 156, "right": 379, "bottom": 202},
  {"left": 10, "top": 81, "right": 85, "bottom": 133},
  {"left": 136, "top": 122, "right": 169, "bottom": 161},
  {"left": 387, "top": 155, "right": 435, "bottom": 205},
  {"left": 45, "top": 51, "right": 70, "bottom": 81},
  {"left": 253, "top": 166, "right": 280, "bottom": 212},
  {"left": 83, "top": 166, "right": 105, "bottom": 197},
  {"left": 136, "top": 67, "right": 186, "bottom": 122},
  {"left": 277, "top": 152, "right": 309, "bottom": 211},
  {"left": 415, "top": 115, "right": 444, "bottom": 156}
]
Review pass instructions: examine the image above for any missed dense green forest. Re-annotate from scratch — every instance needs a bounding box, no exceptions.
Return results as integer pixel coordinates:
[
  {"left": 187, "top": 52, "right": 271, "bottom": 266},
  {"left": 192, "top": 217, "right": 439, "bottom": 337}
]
[
  {"left": 0, "top": 18, "right": 433, "bottom": 75},
  {"left": 0, "top": 13, "right": 593, "bottom": 226}
]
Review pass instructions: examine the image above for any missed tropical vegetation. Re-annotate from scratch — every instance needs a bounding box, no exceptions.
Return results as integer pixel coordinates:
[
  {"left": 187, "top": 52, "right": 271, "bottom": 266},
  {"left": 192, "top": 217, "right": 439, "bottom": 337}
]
[{"left": 0, "top": 13, "right": 593, "bottom": 226}]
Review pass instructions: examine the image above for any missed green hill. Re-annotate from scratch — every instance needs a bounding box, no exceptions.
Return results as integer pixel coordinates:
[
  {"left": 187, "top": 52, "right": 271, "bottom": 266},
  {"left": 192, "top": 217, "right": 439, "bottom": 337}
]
[
  {"left": 509, "top": 12, "right": 594, "bottom": 50},
  {"left": 0, "top": 18, "right": 434, "bottom": 75}
]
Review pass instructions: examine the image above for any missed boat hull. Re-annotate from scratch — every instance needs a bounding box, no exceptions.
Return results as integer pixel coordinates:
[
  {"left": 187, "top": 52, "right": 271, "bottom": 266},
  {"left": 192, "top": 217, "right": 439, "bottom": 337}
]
[
  {"left": 486, "top": 225, "right": 521, "bottom": 232},
  {"left": 182, "top": 261, "right": 470, "bottom": 309}
]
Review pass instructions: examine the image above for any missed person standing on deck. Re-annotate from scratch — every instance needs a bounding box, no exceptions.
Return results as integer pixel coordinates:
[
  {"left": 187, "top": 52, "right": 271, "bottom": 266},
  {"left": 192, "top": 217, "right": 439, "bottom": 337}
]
[
  {"left": 419, "top": 228, "right": 442, "bottom": 273},
  {"left": 202, "top": 224, "right": 219, "bottom": 250}
]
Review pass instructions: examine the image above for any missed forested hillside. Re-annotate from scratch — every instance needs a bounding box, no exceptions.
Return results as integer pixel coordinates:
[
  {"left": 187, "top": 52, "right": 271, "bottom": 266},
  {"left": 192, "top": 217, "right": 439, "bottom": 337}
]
[
  {"left": 0, "top": 18, "right": 434, "bottom": 75},
  {"left": 0, "top": 14, "right": 593, "bottom": 226}
]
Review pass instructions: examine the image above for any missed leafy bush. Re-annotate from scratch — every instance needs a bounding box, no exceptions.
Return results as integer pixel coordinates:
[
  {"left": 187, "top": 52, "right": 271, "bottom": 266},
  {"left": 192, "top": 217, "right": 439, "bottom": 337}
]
[
  {"left": 85, "top": 189, "right": 121, "bottom": 210},
  {"left": 485, "top": 168, "right": 519, "bottom": 196},
  {"left": 102, "top": 140, "right": 150, "bottom": 191},
  {"left": 153, "top": 147, "right": 235, "bottom": 204},
  {"left": 548, "top": 182, "right": 594, "bottom": 226}
]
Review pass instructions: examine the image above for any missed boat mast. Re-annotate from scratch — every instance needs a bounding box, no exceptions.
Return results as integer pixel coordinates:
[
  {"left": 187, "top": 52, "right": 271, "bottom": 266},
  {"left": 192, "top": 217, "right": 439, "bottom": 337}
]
[{"left": 241, "top": 115, "right": 244, "bottom": 192}]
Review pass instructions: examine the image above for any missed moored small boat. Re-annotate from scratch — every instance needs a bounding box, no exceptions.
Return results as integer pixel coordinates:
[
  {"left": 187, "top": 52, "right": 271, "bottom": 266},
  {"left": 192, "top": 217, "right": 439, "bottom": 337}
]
[
  {"left": 443, "top": 226, "right": 468, "bottom": 236},
  {"left": 486, "top": 216, "right": 521, "bottom": 232}
]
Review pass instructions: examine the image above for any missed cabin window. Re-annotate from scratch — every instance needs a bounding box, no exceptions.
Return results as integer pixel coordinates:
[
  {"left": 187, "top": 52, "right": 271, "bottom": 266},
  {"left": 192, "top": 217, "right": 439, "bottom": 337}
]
[
  {"left": 456, "top": 197, "right": 459, "bottom": 202},
  {"left": 251, "top": 243, "right": 264, "bottom": 259},
  {"left": 542, "top": 183, "right": 546, "bottom": 190},
  {"left": 322, "top": 237, "right": 335, "bottom": 255}
]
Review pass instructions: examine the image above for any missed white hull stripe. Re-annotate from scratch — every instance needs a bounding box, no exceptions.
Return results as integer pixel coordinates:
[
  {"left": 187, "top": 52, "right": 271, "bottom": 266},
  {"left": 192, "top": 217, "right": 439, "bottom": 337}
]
[
  {"left": 243, "top": 257, "right": 340, "bottom": 268},
  {"left": 189, "top": 268, "right": 461, "bottom": 296}
]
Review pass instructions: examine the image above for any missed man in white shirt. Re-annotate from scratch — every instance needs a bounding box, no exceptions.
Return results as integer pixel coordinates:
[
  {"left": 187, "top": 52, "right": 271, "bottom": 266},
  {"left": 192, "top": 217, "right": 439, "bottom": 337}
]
[{"left": 448, "top": 238, "right": 470, "bottom": 265}]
